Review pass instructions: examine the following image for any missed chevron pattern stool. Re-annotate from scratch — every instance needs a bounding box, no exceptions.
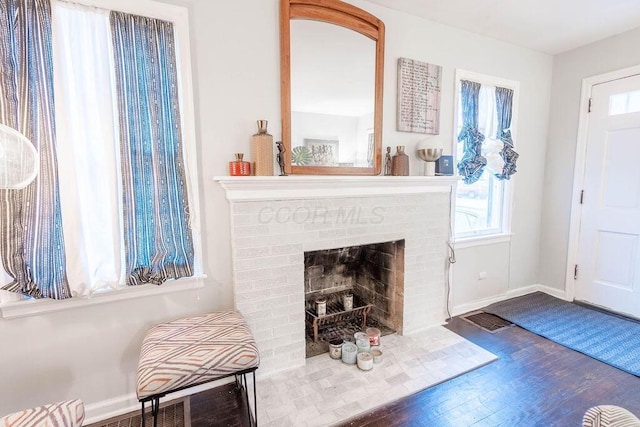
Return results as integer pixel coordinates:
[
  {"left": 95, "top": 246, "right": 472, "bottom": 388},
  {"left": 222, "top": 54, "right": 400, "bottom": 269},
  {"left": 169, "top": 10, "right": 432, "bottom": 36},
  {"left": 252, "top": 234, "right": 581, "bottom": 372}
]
[
  {"left": 583, "top": 406, "right": 640, "bottom": 427},
  {"left": 136, "top": 310, "right": 260, "bottom": 427},
  {"left": 0, "top": 400, "right": 84, "bottom": 427}
]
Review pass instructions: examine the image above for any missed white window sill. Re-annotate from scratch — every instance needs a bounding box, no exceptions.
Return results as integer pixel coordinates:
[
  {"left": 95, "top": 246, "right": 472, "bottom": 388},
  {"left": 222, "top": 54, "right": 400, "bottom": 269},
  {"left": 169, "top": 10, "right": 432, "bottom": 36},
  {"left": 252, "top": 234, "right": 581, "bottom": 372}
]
[
  {"left": 454, "top": 233, "right": 512, "bottom": 249},
  {"left": 0, "top": 275, "right": 206, "bottom": 319}
]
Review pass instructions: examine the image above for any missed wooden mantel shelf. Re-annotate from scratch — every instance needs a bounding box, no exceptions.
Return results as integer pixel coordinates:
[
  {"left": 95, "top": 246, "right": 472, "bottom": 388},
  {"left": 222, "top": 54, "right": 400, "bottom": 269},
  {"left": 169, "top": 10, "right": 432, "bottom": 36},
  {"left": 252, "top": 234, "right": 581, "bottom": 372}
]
[{"left": 213, "top": 175, "right": 459, "bottom": 202}]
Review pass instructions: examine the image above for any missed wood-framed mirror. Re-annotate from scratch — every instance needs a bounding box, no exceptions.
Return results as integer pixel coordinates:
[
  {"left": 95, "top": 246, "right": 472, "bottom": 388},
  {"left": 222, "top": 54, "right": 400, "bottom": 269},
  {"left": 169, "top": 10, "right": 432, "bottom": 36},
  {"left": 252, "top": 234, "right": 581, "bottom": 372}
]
[{"left": 280, "top": 0, "right": 385, "bottom": 175}]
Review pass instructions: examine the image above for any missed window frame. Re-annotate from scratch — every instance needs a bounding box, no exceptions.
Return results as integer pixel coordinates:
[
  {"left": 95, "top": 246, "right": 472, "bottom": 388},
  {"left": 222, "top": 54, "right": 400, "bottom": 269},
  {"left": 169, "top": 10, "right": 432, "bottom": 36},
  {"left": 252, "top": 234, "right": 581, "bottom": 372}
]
[
  {"left": 453, "top": 69, "right": 519, "bottom": 243},
  {"left": 0, "top": 0, "right": 203, "bottom": 316}
]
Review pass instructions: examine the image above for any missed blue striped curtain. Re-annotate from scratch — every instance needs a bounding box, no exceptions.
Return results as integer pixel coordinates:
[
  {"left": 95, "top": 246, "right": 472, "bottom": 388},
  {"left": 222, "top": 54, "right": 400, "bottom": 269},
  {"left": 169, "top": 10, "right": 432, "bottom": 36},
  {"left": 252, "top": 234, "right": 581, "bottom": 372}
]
[
  {"left": 110, "top": 12, "right": 194, "bottom": 286},
  {"left": 457, "top": 80, "right": 486, "bottom": 184},
  {"left": 0, "top": 0, "right": 70, "bottom": 299},
  {"left": 495, "top": 87, "right": 518, "bottom": 180}
]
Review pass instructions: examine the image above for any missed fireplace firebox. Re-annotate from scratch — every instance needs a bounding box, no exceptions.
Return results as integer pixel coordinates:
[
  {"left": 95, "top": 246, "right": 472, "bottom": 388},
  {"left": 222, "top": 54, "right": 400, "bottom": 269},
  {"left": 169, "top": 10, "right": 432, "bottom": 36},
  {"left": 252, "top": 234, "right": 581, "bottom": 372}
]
[{"left": 304, "top": 240, "right": 405, "bottom": 357}]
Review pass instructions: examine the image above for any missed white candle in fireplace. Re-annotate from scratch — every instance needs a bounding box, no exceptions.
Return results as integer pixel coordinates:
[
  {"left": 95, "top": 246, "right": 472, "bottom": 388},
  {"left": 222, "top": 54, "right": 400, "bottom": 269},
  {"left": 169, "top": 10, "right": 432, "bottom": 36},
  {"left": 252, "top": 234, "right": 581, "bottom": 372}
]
[
  {"left": 316, "top": 298, "right": 327, "bottom": 317},
  {"left": 343, "top": 293, "right": 353, "bottom": 311},
  {"left": 357, "top": 352, "right": 373, "bottom": 371}
]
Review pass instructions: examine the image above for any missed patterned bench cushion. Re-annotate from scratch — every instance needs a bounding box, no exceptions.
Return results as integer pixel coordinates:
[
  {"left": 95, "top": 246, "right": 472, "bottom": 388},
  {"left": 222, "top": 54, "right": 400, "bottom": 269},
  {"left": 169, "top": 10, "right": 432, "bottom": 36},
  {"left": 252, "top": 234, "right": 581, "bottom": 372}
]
[
  {"left": 0, "top": 400, "right": 84, "bottom": 427},
  {"left": 583, "top": 405, "right": 640, "bottom": 427},
  {"left": 136, "top": 310, "right": 260, "bottom": 400}
]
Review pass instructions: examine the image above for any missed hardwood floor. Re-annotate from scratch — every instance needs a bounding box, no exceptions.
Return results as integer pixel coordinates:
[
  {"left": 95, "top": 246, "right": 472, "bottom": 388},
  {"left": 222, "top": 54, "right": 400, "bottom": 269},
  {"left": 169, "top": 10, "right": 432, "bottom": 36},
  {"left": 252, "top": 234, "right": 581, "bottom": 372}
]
[
  {"left": 342, "top": 317, "right": 640, "bottom": 426},
  {"left": 182, "top": 316, "right": 640, "bottom": 426},
  {"left": 190, "top": 383, "right": 250, "bottom": 427}
]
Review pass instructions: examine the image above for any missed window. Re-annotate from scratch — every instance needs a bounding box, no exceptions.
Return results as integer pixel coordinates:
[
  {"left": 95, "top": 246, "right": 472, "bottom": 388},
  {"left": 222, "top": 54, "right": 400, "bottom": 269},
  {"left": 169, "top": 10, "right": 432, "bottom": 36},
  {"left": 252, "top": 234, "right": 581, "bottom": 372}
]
[
  {"left": 454, "top": 70, "right": 519, "bottom": 239},
  {"left": 0, "top": 0, "right": 201, "bottom": 304},
  {"left": 609, "top": 90, "right": 640, "bottom": 115}
]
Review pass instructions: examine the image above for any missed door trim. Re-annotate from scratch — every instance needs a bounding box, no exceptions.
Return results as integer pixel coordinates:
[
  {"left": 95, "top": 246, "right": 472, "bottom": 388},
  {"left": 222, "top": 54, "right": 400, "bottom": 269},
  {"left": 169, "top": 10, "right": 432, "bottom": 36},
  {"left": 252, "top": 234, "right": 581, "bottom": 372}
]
[{"left": 565, "top": 64, "right": 640, "bottom": 301}]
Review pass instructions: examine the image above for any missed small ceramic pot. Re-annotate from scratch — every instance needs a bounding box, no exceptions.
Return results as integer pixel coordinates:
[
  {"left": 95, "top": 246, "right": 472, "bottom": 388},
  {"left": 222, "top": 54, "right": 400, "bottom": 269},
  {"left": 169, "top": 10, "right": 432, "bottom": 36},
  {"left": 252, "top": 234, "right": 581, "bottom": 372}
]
[{"left": 357, "top": 352, "right": 373, "bottom": 371}]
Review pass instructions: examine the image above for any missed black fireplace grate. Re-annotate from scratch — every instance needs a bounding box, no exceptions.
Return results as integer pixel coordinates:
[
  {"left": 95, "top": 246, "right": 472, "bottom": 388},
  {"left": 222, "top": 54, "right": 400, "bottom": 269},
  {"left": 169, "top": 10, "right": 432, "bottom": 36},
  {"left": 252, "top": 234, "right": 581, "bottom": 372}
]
[{"left": 305, "top": 317, "right": 393, "bottom": 358}]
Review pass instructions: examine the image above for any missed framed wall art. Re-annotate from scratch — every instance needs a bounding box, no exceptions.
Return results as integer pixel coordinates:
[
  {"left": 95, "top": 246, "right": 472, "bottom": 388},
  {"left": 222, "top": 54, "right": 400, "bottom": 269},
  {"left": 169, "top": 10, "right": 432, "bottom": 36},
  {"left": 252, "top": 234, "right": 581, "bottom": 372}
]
[{"left": 397, "top": 57, "right": 442, "bottom": 134}]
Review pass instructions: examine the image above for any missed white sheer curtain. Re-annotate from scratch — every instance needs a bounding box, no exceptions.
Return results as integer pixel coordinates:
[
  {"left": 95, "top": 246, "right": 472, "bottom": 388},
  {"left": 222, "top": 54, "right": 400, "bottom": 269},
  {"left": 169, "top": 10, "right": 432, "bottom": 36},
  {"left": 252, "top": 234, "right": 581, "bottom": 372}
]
[
  {"left": 52, "top": 1, "right": 123, "bottom": 296},
  {"left": 478, "top": 85, "right": 506, "bottom": 175}
]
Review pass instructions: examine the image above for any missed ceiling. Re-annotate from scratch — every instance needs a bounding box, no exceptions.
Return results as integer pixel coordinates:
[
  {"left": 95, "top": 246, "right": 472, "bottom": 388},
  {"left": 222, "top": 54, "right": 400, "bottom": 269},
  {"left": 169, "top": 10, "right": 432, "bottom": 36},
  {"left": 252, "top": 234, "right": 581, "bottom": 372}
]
[{"left": 364, "top": 0, "right": 640, "bottom": 55}]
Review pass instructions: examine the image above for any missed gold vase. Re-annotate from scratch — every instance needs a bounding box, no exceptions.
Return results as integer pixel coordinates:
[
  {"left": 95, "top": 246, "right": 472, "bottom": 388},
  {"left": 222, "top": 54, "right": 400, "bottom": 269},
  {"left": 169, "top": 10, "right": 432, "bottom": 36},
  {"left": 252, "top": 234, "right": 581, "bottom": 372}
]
[{"left": 251, "top": 120, "right": 274, "bottom": 176}]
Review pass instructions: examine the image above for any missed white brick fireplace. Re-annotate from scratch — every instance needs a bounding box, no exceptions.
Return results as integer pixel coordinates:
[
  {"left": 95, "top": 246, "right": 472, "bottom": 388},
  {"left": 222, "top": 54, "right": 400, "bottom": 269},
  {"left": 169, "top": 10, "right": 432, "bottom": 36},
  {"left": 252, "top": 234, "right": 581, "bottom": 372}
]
[{"left": 215, "top": 176, "right": 457, "bottom": 376}]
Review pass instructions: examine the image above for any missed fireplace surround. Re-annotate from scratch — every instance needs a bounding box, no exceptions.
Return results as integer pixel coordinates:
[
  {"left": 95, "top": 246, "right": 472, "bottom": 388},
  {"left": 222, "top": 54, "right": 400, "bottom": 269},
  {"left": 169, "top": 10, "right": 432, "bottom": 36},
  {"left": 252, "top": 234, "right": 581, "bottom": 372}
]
[{"left": 216, "top": 176, "right": 457, "bottom": 376}]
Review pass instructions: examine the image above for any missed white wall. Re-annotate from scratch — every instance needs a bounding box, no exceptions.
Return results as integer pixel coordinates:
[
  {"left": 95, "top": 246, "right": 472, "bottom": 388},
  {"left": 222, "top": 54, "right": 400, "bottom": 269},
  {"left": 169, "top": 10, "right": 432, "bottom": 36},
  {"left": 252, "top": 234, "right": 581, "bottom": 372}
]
[
  {"left": 539, "top": 26, "right": 640, "bottom": 291},
  {"left": 0, "top": 0, "right": 552, "bottom": 420},
  {"left": 347, "top": 0, "right": 553, "bottom": 313},
  {"left": 451, "top": 242, "right": 511, "bottom": 310}
]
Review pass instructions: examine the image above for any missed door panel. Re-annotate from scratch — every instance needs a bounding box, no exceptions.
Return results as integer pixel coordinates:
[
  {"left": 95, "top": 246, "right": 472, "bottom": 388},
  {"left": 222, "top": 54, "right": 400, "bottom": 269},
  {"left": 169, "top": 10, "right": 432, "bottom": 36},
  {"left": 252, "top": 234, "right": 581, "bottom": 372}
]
[
  {"left": 603, "top": 129, "right": 640, "bottom": 208},
  {"left": 594, "top": 231, "right": 637, "bottom": 289},
  {"left": 576, "top": 74, "right": 640, "bottom": 318}
]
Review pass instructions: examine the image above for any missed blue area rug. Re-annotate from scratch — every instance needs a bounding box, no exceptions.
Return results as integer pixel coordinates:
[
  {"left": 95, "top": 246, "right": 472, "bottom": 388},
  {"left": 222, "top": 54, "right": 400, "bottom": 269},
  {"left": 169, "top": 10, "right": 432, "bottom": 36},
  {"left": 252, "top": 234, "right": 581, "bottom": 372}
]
[{"left": 484, "top": 292, "right": 640, "bottom": 377}]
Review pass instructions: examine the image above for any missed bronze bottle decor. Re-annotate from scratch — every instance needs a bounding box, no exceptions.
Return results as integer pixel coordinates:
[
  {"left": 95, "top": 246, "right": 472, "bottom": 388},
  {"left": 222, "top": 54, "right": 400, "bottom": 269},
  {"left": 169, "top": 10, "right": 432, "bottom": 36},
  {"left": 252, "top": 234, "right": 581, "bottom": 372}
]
[
  {"left": 251, "top": 120, "right": 274, "bottom": 176},
  {"left": 391, "top": 146, "right": 409, "bottom": 176}
]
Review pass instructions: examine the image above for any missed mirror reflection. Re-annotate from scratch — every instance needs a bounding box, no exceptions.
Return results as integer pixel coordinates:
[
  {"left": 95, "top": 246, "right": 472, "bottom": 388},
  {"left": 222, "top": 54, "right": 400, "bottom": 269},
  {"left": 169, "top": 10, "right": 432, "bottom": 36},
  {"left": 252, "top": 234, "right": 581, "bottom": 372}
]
[{"left": 289, "top": 20, "right": 376, "bottom": 168}]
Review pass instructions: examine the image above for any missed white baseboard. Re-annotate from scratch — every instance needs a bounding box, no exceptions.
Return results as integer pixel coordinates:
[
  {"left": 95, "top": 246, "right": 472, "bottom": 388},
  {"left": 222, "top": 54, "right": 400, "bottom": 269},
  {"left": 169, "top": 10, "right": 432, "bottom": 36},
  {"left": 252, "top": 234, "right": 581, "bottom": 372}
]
[
  {"left": 537, "top": 284, "right": 567, "bottom": 300},
  {"left": 451, "top": 284, "right": 567, "bottom": 317},
  {"left": 83, "top": 377, "right": 234, "bottom": 425},
  {"left": 83, "top": 393, "right": 139, "bottom": 425}
]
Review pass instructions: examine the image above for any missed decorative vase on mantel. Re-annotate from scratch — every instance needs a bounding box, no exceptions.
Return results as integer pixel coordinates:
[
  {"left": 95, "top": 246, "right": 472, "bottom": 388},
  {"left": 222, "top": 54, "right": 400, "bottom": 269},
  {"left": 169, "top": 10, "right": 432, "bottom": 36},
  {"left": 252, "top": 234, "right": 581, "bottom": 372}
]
[
  {"left": 229, "top": 153, "right": 251, "bottom": 176},
  {"left": 251, "top": 120, "right": 274, "bottom": 176},
  {"left": 391, "top": 145, "right": 409, "bottom": 176}
]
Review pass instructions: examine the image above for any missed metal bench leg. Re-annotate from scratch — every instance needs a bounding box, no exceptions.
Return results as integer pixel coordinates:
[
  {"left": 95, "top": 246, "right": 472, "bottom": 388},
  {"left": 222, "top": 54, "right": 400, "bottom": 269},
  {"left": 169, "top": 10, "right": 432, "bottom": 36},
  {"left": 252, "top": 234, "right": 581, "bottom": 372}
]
[
  {"left": 235, "top": 372, "right": 257, "bottom": 426},
  {"left": 241, "top": 372, "right": 258, "bottom": 427},
  {"left": 243, "top": 373, "right": 251, "bottom": 425},
  {"left": 140, "top": 396, "right": 161, "bottom": 427},
  {"left": 151, "top": 397, "right": 160, "bottom": 427},
  {"left": 140, "top": 371, "right": 257, "bottom": 426},
  {"left": 252, "top": 370, "right": 257, "bottom": 427},
  {"left": 235, "top": 373, "right": 248, "bottom": 391}
]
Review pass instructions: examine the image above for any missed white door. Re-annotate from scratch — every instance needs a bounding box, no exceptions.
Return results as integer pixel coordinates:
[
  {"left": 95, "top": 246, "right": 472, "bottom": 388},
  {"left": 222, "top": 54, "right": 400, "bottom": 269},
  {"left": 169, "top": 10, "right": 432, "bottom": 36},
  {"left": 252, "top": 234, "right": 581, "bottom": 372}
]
[{"left": 575, "top": 74, "right": 640, "bottom": 318}]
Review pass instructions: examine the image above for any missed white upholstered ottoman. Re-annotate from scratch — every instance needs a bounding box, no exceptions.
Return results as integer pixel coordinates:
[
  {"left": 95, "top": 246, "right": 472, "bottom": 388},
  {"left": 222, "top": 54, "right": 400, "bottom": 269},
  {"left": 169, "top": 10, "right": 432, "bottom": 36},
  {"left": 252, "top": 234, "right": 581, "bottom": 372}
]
[{"left": 136, "top": 310, "right": 260, "bottom": 427}]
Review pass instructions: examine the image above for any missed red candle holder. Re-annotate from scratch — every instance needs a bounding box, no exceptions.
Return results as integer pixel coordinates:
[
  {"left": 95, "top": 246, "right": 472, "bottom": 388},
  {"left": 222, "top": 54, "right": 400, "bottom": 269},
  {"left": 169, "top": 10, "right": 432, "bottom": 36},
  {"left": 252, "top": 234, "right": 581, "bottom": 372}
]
[{"left": 229, "top": 153, "right": 251, "bottom": 176}]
